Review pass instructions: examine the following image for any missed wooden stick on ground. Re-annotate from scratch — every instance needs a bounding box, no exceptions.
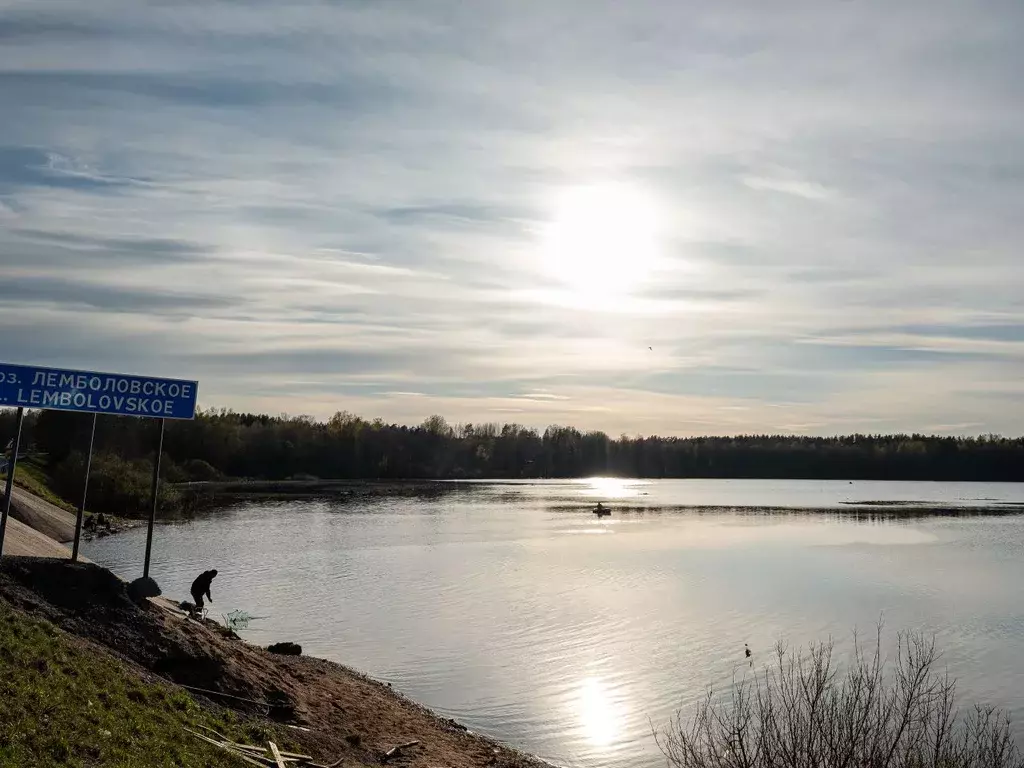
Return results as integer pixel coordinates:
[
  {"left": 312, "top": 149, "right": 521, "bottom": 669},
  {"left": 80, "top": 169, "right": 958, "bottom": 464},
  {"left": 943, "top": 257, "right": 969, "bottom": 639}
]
[
  {"left": 269, "top": 741, "right": 287, "bottom": 768},
  {"left": 184, "top": 728, "right": 271, "bottom": 768},
  {"left": 192, "top": 726, "right": 274, "bottom": 759},
  {"left": 195, "top": 723, "right": 232, "bottom": 742},
  {"left": 276, "top": 749, "right": 314, "bottom": 761},
  {"left": 229, "top": 744, "right": 275, "bottom": 758},
  {"left": 383, "top": 740, "right": 421, "bottom": 761}
]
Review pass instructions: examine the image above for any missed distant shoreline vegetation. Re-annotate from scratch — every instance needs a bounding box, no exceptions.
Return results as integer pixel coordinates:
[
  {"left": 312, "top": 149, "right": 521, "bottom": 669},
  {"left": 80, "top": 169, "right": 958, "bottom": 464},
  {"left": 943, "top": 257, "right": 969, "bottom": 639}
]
[{"left": 2, "top": 408, "right": 1023, "bottom": 495}]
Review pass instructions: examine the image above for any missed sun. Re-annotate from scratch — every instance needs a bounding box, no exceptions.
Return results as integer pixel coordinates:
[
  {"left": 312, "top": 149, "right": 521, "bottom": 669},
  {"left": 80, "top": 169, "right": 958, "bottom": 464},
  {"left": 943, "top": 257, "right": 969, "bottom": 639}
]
[{"left": 540, "top": 182, "right": 662, "bottom": 300}]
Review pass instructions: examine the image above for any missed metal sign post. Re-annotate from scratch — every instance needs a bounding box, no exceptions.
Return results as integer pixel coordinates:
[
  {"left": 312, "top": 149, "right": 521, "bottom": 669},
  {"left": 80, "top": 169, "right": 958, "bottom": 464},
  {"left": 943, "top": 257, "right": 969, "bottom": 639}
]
[
  {"left": 0, "top": 407, "right": 26, "bottom": 557},
  {"left": 143, "top": 418, "right": 165, "bottom": 579},
  {"left": 71, "top": 413, "right": 97, "bottom": 562}
]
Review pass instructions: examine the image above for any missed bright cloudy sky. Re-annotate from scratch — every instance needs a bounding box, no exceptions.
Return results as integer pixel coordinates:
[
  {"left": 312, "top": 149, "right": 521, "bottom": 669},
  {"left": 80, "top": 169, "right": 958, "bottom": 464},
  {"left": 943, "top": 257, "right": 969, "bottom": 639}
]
[{"left": 1, "top": 1, "right": 1023, "bottom": 436}]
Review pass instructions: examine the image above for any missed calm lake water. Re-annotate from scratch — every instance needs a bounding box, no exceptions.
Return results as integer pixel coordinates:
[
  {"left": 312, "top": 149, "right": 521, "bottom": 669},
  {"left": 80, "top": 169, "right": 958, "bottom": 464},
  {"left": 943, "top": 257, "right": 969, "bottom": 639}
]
[{"left": 84, "top": 479, "right": 1024, "bottom": 768}]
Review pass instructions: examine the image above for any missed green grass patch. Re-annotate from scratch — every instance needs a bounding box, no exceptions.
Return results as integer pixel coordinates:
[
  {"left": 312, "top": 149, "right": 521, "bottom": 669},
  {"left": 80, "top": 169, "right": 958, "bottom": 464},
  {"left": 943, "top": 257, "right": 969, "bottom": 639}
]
[
  {"left": 0, "top": 601, "right": 290, "bottom": 767},
  {"left": 9, "top": 459, "right": 75, "bottom": 513}
]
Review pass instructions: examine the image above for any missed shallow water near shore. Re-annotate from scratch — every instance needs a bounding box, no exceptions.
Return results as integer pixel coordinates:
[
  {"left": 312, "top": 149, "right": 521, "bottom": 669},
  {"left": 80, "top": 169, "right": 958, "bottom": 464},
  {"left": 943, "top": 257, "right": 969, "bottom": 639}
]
[{"left": 85, "top": 479, "right": 1024, "bottom": 768}]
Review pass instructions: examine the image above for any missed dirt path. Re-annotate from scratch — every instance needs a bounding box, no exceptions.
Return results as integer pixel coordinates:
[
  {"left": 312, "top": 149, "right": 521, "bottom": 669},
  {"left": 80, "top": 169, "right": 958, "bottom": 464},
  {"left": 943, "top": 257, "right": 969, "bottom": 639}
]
[
  {"left": 1, "top": 517, "right": 85, "bottom": 559},
  {"left": 1, "top": 483, "right": 85, "bottom": 558},
  {"left": 8, "top": 485, "right": 77, "bottom": 543}
]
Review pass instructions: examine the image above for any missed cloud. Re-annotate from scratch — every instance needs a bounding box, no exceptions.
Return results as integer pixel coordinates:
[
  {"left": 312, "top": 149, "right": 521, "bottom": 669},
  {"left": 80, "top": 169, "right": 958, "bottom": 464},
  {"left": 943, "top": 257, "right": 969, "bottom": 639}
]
[
  {"left": 0, "top": 0, "right": 1022, "bottom": 435},
  {"left": 0, "top": 146, "right": 147, "bottom": 192},
  {"left": 4, "top": 228, "right": 214, "bottom": 264},
  {"left": 742, "top": 176, "right": 834, "bottom": 201},
  {"left": 0, "top": 275, "right": 233, "bottom": 315}
]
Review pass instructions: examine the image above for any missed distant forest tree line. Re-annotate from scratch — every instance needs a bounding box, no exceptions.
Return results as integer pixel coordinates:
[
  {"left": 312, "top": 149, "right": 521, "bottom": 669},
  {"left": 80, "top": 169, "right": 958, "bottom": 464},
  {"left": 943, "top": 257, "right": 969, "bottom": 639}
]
[{"left": 3, "top": 407, "right": 1023, "bottom": 486}]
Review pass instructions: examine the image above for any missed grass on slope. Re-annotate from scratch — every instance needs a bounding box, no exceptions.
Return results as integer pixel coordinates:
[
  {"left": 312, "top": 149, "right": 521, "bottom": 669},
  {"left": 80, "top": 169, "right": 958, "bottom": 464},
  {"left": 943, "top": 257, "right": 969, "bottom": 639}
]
[
  {"left": 7, "top": 459, "right": 133, "bottom": 527},
  {"left": 0, "top": 600, "right": 290, "bottom": 767},
  {"left": 7, "top": 459, "right": 75, "bottom": 513}
]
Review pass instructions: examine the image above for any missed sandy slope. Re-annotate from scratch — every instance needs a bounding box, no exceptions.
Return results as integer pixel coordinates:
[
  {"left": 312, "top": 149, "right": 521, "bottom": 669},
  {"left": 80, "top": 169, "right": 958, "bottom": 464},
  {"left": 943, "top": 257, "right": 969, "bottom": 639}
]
[
  {"left": 8, "top": 484, "right": 78, "bottom": 543},
  {"left": 1, "top": 483, "right": 85, "bottom": 559},
  {"left": 1, "top": 516, "right": 82, "bottom": 559}
]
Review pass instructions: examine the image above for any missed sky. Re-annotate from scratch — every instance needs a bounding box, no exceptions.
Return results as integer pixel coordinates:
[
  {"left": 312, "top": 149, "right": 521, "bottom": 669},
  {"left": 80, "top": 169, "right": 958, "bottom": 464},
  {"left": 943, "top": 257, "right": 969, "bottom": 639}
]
[{"left": 1, "top": 0, "right": 1023, "bottom": 437}]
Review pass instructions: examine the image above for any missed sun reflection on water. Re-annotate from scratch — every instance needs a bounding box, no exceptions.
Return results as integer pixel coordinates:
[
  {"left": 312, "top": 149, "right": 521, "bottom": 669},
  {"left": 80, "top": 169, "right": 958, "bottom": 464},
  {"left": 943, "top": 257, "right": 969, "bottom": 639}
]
[
  {"left": 581, "top": 477, "right": 645, "bottom": 500},
  {"left": 577, "top": 676, "right": 623, "bottom": 748}
]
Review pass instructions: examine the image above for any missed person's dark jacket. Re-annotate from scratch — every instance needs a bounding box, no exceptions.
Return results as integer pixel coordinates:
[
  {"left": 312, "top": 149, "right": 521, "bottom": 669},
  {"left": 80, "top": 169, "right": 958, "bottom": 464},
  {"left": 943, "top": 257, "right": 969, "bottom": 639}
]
[{"left": 190, "top": 570, "right": 217, "bottom": 601}]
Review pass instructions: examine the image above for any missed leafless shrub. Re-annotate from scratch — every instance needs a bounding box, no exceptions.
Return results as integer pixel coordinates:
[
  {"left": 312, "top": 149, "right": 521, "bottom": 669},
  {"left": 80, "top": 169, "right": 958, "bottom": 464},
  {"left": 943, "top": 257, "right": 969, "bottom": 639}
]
[{"left": 655, "top": 626, "right": 1022, "bottom": 768}]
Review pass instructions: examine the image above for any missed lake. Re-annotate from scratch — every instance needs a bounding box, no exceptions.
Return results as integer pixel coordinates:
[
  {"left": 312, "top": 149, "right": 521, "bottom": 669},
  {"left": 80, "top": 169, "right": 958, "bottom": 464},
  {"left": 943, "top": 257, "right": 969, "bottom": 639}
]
[{"left": 84, "top": 479, "right": 1024, "bottom": 768}]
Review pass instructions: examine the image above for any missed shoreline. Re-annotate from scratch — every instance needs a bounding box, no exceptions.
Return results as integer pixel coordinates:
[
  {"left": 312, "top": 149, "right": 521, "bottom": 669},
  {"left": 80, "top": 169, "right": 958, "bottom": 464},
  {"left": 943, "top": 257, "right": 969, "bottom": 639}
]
[
  {"left": 176, "top": 476, "right": 1024, "bottom": 521},
  {"left": 174, "top": 478, "right": 460, "bottom": 504},
  {"left": 1, "top": 483, "right": 554, "bottom": 768}
]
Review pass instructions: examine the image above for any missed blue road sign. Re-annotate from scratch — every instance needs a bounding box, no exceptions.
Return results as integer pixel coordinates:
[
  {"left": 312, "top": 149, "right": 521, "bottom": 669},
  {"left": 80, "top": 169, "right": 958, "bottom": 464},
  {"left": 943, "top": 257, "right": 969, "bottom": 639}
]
[{"left": 0, "top": 362, "right": 198, "bottom": 420}]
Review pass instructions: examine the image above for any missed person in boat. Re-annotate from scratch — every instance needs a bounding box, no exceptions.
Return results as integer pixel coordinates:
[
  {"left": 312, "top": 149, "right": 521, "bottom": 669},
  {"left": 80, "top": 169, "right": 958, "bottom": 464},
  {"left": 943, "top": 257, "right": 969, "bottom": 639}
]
[
  {"left": 190, "top": 569, "right": 218, "bottom": 617},
  {"left": 593, "top": 502, "right": 609, "bottom": 515}
]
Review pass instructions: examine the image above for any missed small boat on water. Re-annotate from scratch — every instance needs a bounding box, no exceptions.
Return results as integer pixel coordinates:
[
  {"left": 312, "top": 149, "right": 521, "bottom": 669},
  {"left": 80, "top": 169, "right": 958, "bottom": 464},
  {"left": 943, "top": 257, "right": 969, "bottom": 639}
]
[{"left": 592, "top": 502, "right": 611, "bottom": 517}]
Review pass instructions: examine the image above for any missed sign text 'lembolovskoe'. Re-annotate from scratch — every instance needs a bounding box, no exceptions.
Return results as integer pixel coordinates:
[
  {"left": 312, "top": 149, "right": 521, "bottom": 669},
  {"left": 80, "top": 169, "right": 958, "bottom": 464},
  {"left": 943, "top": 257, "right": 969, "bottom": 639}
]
[{"left": 0, "top": 362, "right": 198, "bottom": 420}]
